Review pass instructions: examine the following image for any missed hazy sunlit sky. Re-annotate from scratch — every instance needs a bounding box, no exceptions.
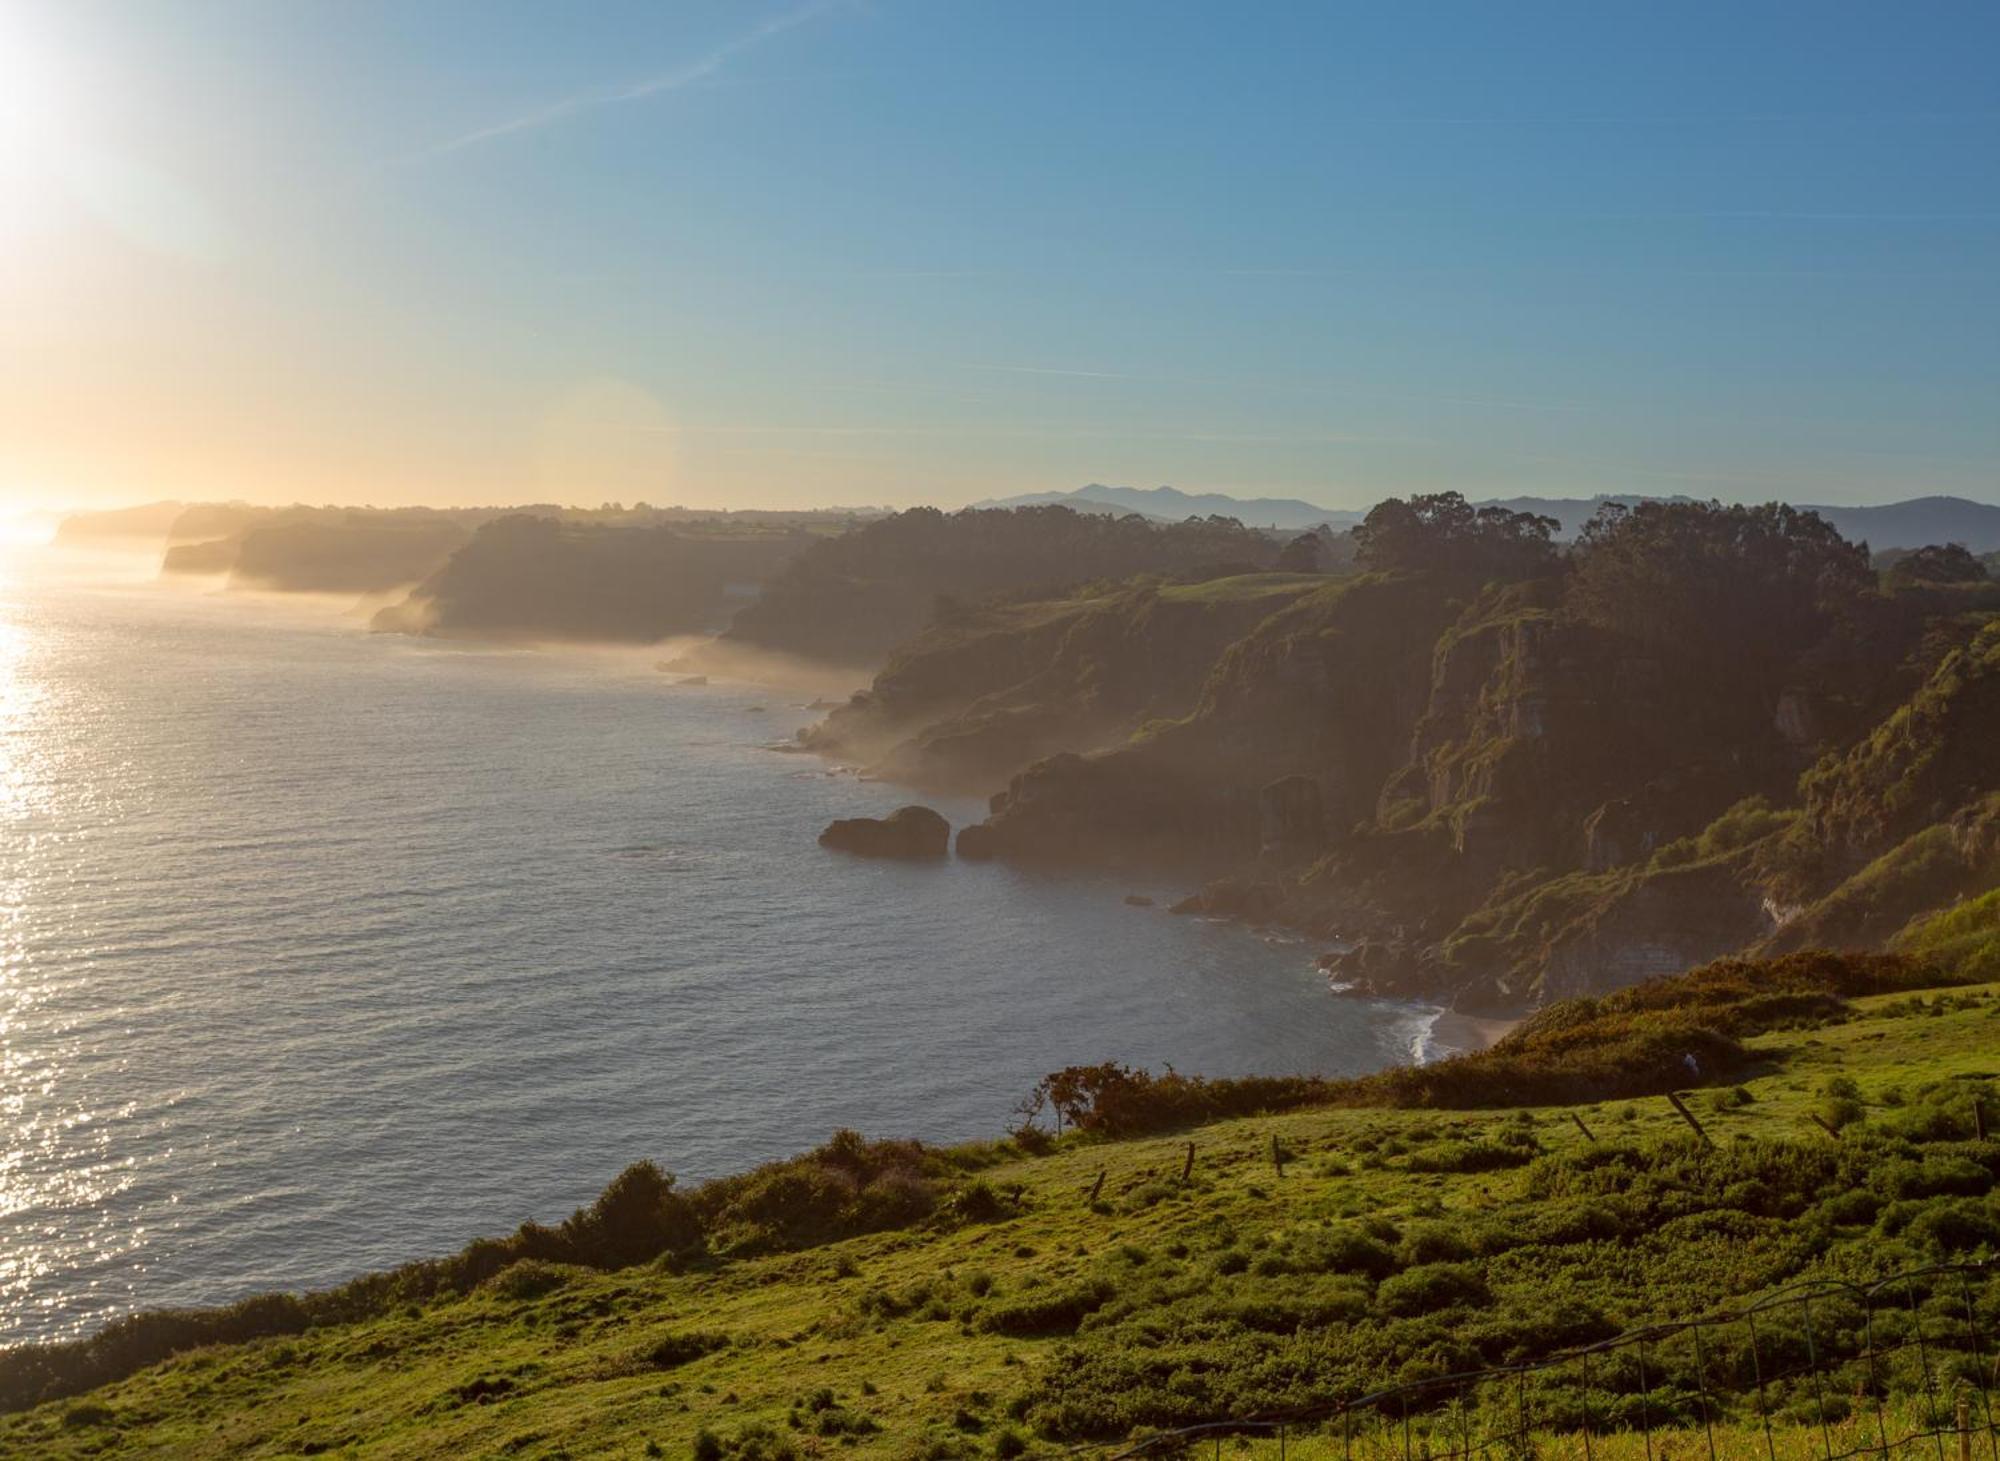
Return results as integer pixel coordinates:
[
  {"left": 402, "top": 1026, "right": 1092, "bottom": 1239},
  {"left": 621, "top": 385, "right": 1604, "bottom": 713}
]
[{"left": 3, "top": 0, "right": 1998, "bottom": 513}]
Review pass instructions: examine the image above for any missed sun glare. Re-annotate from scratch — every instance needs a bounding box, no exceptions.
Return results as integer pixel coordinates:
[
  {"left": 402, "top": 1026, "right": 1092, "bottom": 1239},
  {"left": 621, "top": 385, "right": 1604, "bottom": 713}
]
[
  {"left": 0, "top": 23, "right": 64, "bottom": 149},
  {"left": 0, "top": 19, "right": 69, "bottom": 217}
]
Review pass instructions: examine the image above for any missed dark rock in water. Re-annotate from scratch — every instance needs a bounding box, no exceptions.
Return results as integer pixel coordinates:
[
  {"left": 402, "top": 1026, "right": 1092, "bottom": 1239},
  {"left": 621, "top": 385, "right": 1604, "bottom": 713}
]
[
  {"left": 676, "top": 675, "right": 709, "bottom": 686},
  {"left": 1123, "top": 893, "right": 1155, "bottom": 907},
  {"left": 820, "top": 805, "right": 950, "bottom": 859},
  {"left": 955, "top": 822, "right": 998, "bottom": 861}
]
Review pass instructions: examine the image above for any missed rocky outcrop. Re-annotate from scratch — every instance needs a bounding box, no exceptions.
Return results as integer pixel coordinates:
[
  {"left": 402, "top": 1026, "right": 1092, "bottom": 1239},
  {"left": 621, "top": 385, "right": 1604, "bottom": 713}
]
[
  {"left": 1525, "top": 862, "right": 1773, "bottom": 1008},
  {"left": 818, "top": 806, "right": 951, "bottom": 859}
]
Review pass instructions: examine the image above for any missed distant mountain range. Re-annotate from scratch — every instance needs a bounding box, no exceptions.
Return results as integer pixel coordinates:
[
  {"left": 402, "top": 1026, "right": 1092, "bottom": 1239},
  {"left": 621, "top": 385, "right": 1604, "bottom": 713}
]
[
  {"left": 974, "top": 485, "right": 2000, "bottom": 550},
  {"left": 973, "top": 484, "right": 1365, "bottom": 530}
]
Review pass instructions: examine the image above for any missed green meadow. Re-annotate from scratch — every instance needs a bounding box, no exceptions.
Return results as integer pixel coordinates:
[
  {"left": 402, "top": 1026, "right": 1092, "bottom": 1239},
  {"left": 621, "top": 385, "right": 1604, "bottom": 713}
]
[{"left": 5, "top": 966, "right": 1998, "bottom": 1460}]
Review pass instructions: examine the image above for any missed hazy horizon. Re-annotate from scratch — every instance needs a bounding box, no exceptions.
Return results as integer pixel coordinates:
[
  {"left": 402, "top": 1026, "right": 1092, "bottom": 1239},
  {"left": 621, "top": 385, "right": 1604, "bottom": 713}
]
[{"left": 5, "top": 2, "right": 1999, "bottom": 514}]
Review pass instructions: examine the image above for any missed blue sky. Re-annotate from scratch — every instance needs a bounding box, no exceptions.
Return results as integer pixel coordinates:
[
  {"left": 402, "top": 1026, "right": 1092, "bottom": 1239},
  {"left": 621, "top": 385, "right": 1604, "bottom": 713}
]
[{"left": 3, "top": 0, "right": 1998, "bottom": 509}]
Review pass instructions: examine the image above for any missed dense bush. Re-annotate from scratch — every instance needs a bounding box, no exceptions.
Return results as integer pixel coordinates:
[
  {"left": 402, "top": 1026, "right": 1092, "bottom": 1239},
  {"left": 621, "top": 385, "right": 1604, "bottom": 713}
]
[{"left": 1028, "top": 952, "right": 1941, "bottom": 1134}]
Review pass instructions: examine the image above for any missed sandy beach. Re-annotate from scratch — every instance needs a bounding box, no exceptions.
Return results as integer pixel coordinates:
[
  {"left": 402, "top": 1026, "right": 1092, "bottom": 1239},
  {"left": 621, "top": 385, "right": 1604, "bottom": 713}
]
[{"left": 1426, "top": 1009, "right": 1522, "bottom": 1057}]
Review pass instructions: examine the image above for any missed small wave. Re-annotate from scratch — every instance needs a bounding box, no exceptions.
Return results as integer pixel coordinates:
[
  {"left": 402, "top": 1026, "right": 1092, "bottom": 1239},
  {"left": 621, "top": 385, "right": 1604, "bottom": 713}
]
[
  {"left": 606, "top": 844, "right": 694, "bottom": 864},
  {"left": 1401, "top": 1005, "right": 1447, "bottom": 1066}
]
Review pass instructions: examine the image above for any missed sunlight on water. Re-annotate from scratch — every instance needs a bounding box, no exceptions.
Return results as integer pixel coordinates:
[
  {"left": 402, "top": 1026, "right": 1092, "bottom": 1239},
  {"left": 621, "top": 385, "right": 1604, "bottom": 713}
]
[{"left": 0, "top": 546, "right": 1430, "bottom": 1346}]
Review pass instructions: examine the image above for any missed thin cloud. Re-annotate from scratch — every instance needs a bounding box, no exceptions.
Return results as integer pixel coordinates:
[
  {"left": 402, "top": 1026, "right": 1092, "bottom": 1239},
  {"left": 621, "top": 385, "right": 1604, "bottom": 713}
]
[{"left": 392, "top": 0, "right": 844, "bottom": 165}]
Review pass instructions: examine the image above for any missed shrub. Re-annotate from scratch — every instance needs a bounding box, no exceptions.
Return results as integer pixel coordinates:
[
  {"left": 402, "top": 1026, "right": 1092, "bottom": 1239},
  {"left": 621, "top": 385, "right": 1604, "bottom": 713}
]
[
  {"left": 1406, "top": 1140, "right": 1534, "bottom": 1173},
  {"left": 978, "top": 1278, "right": 1116, "bottom": 1336},
  {"left": 1904, "top": 1199, "right": 2000, "bottom": 1255},
  {"left": 644, "top": 1332, "right": 731, "bottom": 1370},
  {"left": 1399, "top": 1223, "right": 1474, "bottom": 1266},
  {"left": 483, "top": 1260, "right": 575, "bottom": 1301},
  {"left": 1375, "top": 1263, "right": 1491, "bottom": 1317}
]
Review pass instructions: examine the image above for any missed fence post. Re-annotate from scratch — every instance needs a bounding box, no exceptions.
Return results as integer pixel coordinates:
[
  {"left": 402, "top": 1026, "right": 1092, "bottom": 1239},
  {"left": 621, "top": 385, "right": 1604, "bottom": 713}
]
[
  {"left": 1961, "top": 1390, "right": 1974, "bottom": 1461},
  {"left": 1088, "top": 1169, "right": 1105, "bottom": 1205},
  {"left": 1571, "top": 1111, "right": 1596, "bottom": 1143},
  {"left": 1665, "top": 1091, "right": 1716, "bottom": 1148},
  {"left": 1809, "top": 1112, "right": 1844, "bottom": 1140},
  {"left": 1271, "top": 1133, "right": 1286, "bottom": 1177},
  {"left": 1182, "top": 1142, "right": 1195, "bottom": 1184}
]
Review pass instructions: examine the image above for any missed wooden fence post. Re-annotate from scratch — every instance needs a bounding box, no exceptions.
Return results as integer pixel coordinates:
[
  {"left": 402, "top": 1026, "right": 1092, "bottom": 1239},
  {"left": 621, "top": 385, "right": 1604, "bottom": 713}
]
[
  {"left": 1271, "top": 1133, "right": 1286, "bottom": 1177},
  {"left": 1571, "top": 1112, "right": 1596, "bottom": 1143},
  {"left": 1087, "top": 1169, "right": 1105, "bottom": 1205},
  {"left": 1665, "top": 1091, "right": 1715, "bottom": 1149},
  {"left": 1182, "top": 1142, "right": 1195, "bottom": 1183}
]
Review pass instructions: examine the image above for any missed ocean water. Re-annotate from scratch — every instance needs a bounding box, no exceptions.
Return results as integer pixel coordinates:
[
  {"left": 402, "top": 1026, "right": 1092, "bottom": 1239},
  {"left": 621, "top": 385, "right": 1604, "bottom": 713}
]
[{"left": 0, "top": 546, "right": 1435, "bottom": 1347}]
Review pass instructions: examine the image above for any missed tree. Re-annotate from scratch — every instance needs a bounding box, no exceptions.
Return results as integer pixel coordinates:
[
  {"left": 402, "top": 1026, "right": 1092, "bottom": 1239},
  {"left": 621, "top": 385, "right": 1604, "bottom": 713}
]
[
  {"left": 1886, "top": 542, "right": 1989, "bottom": 588},
  {"left": 1352, "top": 492, "right": 1559, "bottom": 579},
  {"left": 1565, "top": 500, "right": 1873, "bottom": 683},
  {"left": 1276, "top": 532, "right": 1323, "bottom": 573}
]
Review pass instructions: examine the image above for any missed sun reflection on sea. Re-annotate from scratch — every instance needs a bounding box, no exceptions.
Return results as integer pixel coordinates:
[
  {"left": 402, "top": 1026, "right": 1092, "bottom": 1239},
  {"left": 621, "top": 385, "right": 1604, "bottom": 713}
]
[{"left": 0, "top": 545, "right": 145, "bottom": 1337}]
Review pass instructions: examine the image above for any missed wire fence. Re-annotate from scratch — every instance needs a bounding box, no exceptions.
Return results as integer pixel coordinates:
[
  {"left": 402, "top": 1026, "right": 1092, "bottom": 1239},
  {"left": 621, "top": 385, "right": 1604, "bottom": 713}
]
[{"left": 1097, "top": 1260, "right": 2000, "bottom": 1461}]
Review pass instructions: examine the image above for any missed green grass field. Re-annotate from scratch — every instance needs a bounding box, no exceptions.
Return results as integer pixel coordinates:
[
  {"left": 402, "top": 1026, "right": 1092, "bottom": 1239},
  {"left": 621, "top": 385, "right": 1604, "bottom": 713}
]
[{"left": 4, "top": 979, "right": 1997, "bottom": 1460}]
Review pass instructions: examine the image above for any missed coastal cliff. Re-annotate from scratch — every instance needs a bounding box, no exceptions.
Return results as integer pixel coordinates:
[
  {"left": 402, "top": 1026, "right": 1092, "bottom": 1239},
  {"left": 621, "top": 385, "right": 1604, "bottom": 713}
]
[
  {"left": 814, "top": 497, "right": 2000, "bottom": 1016},
  {"left": 371, "top": 515, "right": 811, "bottom": 643},
  {"left": 801, "top": 573, "right": 1329, "bottom": 789}
]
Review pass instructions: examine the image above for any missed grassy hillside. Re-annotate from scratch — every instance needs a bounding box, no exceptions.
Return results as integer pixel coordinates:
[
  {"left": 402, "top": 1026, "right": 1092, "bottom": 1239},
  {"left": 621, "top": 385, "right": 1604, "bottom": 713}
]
[{"left": 5, "top": 957, "right": 1999, "bottom": 1458}]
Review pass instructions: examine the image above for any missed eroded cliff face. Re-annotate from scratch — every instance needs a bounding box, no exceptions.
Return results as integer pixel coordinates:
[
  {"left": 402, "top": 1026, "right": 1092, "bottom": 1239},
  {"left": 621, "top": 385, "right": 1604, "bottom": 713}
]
[
  {"left": 802, "top": 576, "right": 1324, "bottom": 790},
  {"left": 960, "top": 572, "right": 1459, "bottom": 866},
  {"left": 1750, "top": 621, "right": 2000, "bottom": 955}
]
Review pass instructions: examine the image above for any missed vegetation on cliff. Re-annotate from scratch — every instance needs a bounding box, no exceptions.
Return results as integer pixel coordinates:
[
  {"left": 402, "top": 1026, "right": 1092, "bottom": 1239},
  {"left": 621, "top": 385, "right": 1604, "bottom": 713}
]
[{"left": 706, "top": 505, "right": 1284, "bottom": 669}]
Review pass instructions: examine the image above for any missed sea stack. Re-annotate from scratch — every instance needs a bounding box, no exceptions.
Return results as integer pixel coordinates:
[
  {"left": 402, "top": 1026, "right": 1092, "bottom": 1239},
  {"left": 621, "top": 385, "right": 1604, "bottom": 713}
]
[{"left": 818, "top": 805, "right": 951, "bottom": 859}]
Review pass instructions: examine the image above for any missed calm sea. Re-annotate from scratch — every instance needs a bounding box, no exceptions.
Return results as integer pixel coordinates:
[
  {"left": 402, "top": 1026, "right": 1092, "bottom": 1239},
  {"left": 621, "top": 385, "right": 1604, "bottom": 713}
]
[{"left": 0, "top": 545, "right": 1436, "bottom": 1346}]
